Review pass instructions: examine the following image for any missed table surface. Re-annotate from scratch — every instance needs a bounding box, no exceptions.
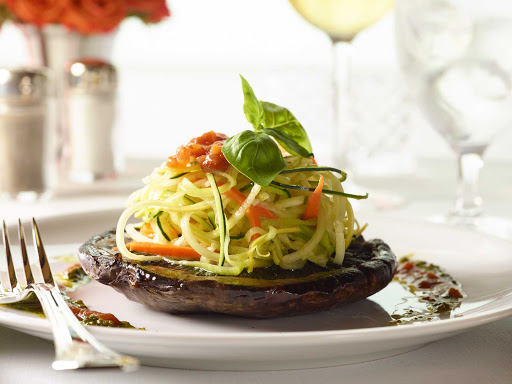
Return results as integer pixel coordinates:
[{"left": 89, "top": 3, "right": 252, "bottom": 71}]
[{"left": 1, "top": 158, "right": 512, "bottom": 383}]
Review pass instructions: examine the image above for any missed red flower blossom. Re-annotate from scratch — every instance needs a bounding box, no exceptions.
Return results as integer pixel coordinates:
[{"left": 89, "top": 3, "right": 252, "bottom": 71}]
[
  {"left": 6, "top": 0, "right": 68, "bottom": 26},
  {"left": 127, "top": 0, "right": 169, "bottom": 23},
  {"left": 62, "top": 0, "right": 126, "bottom": 34}
]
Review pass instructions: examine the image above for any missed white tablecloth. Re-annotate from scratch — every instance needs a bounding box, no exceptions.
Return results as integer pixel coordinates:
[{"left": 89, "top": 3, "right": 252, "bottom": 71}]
[{"left": 1, "top": 160, "right": 512, "bottom": 383}]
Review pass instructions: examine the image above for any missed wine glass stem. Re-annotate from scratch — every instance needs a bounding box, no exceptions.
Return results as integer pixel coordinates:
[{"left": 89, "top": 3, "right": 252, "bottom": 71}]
[
  {"left": 453, "top": 150, "right": 484, "bottom": 218},
  {"left": 331, "top": 39, "right": 354, "bottom": 168}
]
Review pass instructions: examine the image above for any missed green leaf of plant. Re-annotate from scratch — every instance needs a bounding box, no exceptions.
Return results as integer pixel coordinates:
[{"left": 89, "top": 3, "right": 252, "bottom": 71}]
[
  {"left": 240, "top": 75, "right": 264, "bottom": 130},
  {"left": 222, "top": 130, "right": 287, "bottom": 186},
  {"left": 261, "top": 101, "right": 313, "bottom": 156},
  {"left": 264, "top": 128, "right": 313, "bottom": 158}
]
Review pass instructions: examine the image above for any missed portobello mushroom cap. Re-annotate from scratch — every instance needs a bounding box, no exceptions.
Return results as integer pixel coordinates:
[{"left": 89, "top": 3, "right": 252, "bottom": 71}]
[{"left": 78, "top": 230, "right": 397, "bottom": 318}]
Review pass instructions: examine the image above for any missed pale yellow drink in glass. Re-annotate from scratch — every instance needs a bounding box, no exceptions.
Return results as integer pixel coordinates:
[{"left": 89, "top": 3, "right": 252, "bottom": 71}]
[{"left": 289, "top": 0, "right": 393, "bottom": 42}]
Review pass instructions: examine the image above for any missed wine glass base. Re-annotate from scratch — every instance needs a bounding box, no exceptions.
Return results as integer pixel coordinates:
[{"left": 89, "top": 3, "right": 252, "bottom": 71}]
[{"left": 429, "top": 214, "right": 512, "bottom": 242}]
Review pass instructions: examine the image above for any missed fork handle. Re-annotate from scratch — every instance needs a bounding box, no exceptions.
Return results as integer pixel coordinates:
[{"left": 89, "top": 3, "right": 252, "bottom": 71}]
[{"left": 29, "top": 283, "right": 139, "bottom": 371}]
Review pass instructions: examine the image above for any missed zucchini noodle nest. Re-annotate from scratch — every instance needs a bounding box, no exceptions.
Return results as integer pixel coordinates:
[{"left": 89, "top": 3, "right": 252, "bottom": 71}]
[{"left": 116, "top": 156, "right": 366, "bottom": 276}]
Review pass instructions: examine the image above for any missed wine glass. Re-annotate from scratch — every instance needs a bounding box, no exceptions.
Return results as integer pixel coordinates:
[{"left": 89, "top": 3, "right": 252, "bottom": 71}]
[
  {"left": 395, "top": 0, "right": 512, "bottom": 237},
  {"left": 288, "top": 0, "right": 393, "bottom": 168}
]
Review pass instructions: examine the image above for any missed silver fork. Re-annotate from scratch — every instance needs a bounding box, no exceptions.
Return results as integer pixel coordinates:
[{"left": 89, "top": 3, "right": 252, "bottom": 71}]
[{"left": 0, "top": 218, "right": 139, "bottom": 371}]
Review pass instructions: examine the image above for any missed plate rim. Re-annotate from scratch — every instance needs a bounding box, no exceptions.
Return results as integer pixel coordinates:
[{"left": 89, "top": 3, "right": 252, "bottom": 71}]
[
  {"left": 1, "top": 292, "right": 511, "bottom": 342},
  {"left": 1, "top": 208, "right": 512, "bottom": 344}
]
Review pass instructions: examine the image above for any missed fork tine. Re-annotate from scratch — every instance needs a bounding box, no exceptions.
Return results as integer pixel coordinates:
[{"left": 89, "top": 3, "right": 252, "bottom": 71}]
[
  {"left": 18, "top": 219, "right": 34, "bottom": 287},
  {"left": 31, "top": 218, "right": 55, "bottom": 286},
  {"left": 2, "top": 220, "right": 17, "bottom": 291}
]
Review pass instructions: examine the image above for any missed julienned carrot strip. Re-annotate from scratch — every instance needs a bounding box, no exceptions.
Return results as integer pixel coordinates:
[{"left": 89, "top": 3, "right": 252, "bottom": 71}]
[
  {"left": 224, "top": 188, "right": 249, "bottom": 205},
  {"left": 311, "top": 157, "right": 318, "bottom": 165},
  {"left": 223, "top": 189, "right": 263, "bottom": 241},
  {"left": 246, "top": 211, "right": 262, "bottom": 241},
  {"left": 224, "top": 189, "right": 276, "bottom": 219},
  {"left": 140, "top": 223, "right": 155, "bottom": 239},
  {"left": 167, "top": 226, "right": 180, "bottom": 239},
  {"left": 302, "top": 175, "right": 324, "bottom": 221},
  {"left": 253, "top": 205, "right": 276, "bottom": 219},
  {"left": 126, "top": 242, "right": 201, "bottom": 260}
]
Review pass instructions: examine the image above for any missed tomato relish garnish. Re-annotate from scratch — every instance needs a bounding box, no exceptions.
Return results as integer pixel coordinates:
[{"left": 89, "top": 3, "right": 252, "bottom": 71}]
[{"left": 167, "top": 131, "right": 230, "bottom": 172}]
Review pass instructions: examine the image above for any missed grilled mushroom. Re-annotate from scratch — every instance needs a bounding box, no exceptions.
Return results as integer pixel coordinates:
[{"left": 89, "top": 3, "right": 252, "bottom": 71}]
[{"left": 78, "top": 230, "right": 397, "bottom": 318}]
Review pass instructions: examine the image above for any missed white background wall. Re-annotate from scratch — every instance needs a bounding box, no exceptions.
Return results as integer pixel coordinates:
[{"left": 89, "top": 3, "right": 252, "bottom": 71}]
[{"left": 0, "top": 0, "right": 511, "bottom": 166}]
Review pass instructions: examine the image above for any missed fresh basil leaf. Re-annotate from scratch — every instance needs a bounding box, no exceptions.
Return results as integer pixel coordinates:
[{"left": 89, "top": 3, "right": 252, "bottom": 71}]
[
  {"left": 261, "top": 101, "right": 313, "bottom": 156},
  {"left": 264, "top": 128, "right": 313, "bottom": 158},
  {"left": 240, "top": 75, "right": 264, "bottom": 130},
  {"left": 222, "top": 130, "right": 287, "bottom": 186}
]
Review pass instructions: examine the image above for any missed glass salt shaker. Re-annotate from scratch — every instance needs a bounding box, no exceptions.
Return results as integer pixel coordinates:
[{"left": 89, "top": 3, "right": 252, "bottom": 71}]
[
  {"left": 0, "top": 68, "right": 52, "bottom": 200},
  {"left": 67, "top": 59, "right": 118, "bottom": 183}
]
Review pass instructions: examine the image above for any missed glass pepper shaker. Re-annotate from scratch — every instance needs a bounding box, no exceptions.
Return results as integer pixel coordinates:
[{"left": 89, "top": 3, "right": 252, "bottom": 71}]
[
  {"left": 67, "top": 59, "right": 118, "bottom": 183},
  {"left": 0, "top": 68, "right": 52, "bottom": 200}
]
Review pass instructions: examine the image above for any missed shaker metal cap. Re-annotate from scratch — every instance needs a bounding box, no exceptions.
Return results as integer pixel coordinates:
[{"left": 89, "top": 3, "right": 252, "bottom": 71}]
[
  {"left": 68, "top": 58, "right": 117, "bottom": 93},
  {"left": 0, "top": 68, "right": 48, "bottom": 101}
]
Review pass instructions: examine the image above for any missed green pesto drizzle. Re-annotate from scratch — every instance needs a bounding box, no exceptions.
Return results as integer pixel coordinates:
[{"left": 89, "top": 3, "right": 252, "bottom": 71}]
[
  {"left": 387, "top": 258, "right": 465, "bottom": 326},
  {"left": 2, "top": 264, "right": 140, "bottom": 329}
]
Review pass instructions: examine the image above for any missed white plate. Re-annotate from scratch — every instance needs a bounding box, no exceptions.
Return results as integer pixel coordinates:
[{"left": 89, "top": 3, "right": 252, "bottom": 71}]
[{"left": 1, "top": 209, "right": 512, "bottom": 371}]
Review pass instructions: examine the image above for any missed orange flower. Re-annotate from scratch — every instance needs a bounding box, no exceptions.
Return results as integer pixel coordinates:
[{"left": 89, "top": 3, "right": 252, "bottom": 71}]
[
  {"left": 6, "top": 0, "right": 68, "bottom": 26},
  {"left": 127, "top": 0, "right": 169, "bottom": 23},
  {"left": 62, "top": 0, "right": 126, "bottom": 34}
]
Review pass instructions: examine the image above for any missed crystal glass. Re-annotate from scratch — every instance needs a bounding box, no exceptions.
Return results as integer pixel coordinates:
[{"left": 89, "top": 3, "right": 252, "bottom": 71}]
[
  {"left": 395, "top": 0, "right": 512, "bottom": 236},
  {"left": 288, "top": 0, "right": 393, "bottom": 168}
]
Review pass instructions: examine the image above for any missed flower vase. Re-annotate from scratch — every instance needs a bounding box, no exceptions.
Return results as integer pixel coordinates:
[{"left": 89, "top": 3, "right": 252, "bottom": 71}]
[{"left": 21, "top": 24, "right": 117, "bottom": 180}]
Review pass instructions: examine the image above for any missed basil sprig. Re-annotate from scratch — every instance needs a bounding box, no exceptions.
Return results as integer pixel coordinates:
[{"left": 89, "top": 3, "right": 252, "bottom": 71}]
[
  {"left": 222, "top": 130, "right": 286, "bottom": 186},
  {"left": 262, "top": 102, "right": 313, "bottom": 158},
  {"left": 222, "top": 75, "right": 314, "bottom": 186},
  {"left": 240, "top": 75, "right": 265, "bottom": 129}
]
